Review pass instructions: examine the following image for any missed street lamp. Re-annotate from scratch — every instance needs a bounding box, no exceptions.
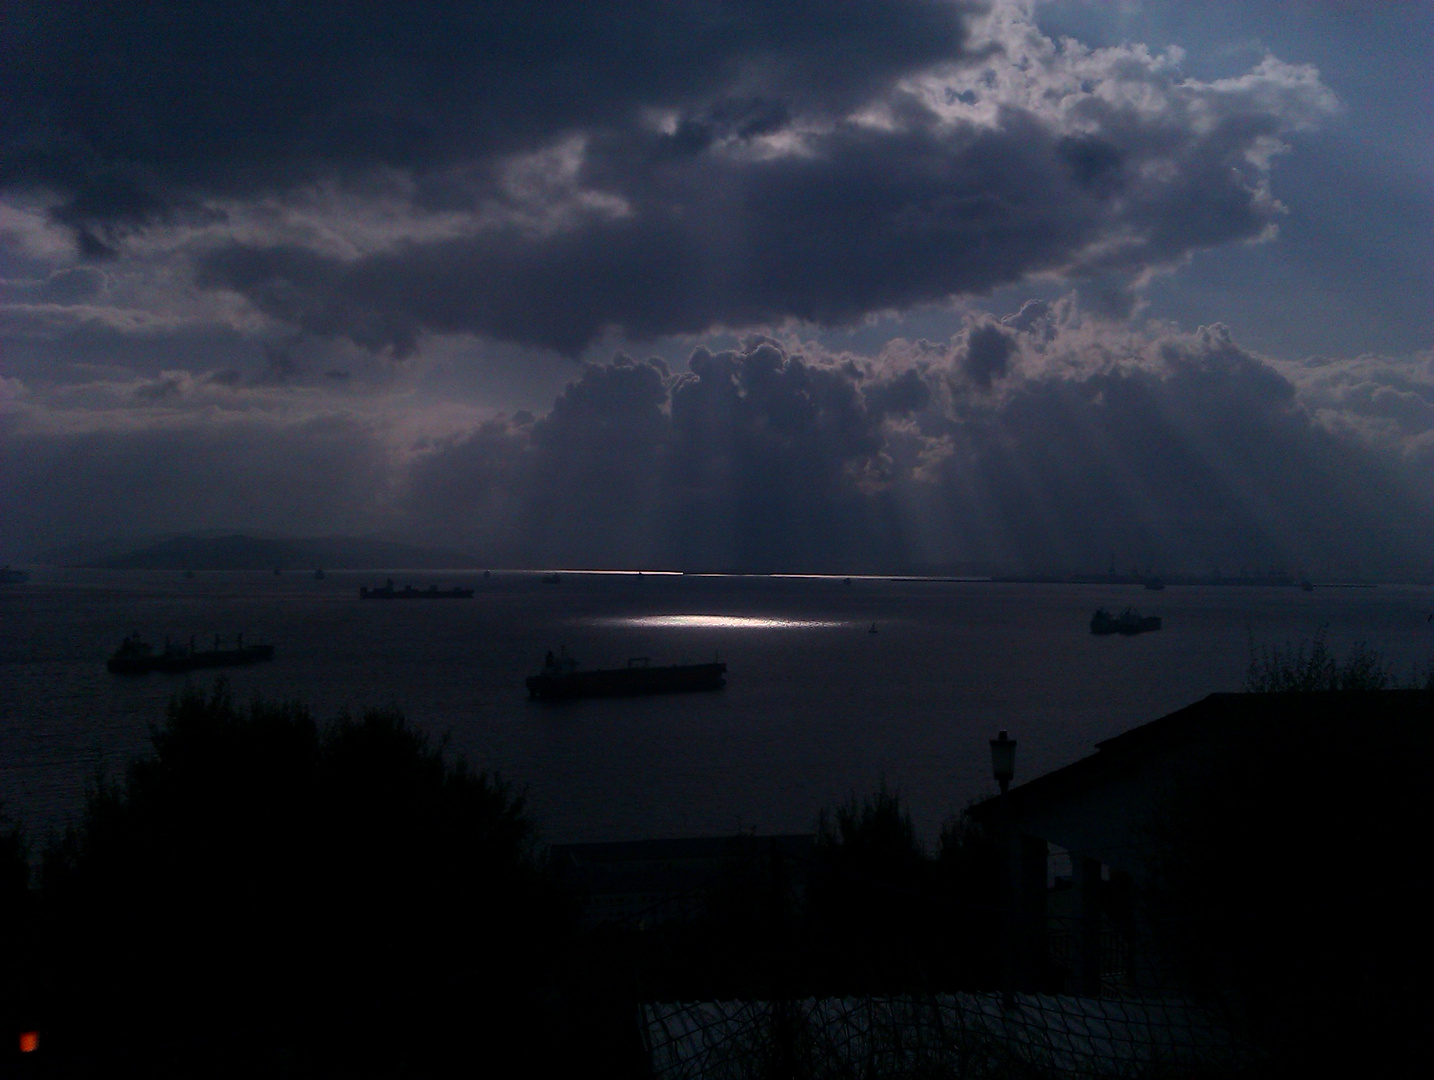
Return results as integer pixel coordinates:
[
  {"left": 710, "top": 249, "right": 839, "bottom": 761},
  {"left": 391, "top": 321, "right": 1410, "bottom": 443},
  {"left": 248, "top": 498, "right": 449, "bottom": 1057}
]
[
  {"left": 990, "top": 729, "right": 1017, "bottom": 1009},
  {"left": 990, "top": 730, "right": 1016, "bottom": 793}
]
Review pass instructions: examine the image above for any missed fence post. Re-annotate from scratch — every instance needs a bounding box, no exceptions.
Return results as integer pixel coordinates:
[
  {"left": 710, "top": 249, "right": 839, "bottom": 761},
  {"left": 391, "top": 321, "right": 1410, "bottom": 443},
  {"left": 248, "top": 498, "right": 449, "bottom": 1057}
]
[
  {"left": 1016, "top": 836, "right": 1048, "bottom": 992},
  {"left": 768, "top": 838, "right": 799, "bottom": 1079},
  {"left": 1000, "top": 790, "right": 1015, "bottom": 1010},
  {"left": 1074, "top": 856, "right": 1103, "bottom": 996}
]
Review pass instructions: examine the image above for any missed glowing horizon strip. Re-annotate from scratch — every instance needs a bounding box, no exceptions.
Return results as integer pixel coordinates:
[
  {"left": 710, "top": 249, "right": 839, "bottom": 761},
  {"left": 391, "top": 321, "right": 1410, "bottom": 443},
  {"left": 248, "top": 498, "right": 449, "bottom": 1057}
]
[
  {"left": 590, "top": 614, "right": 849, "bottom": 630},
  {"left": 520, "top": 568, "right": 993, "bottom": 581},
  {"left": 539, "top": 569, "right": 684, "bottom": 576}
]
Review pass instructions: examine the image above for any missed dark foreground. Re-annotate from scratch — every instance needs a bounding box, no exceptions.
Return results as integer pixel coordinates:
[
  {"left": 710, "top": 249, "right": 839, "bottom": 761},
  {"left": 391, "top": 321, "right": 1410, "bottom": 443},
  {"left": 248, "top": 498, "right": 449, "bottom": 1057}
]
[{"left": 2, "top": 683, "right": 1429, "bottom": 1077}]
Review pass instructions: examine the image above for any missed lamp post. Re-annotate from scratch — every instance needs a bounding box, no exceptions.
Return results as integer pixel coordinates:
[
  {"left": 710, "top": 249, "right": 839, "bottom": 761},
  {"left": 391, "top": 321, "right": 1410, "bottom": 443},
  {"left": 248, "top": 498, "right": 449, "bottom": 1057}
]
[
  {"left": 990, "top": 730, "right": 1015, "bottom": 796},
  {"left": 990, "top": 730, "right": 1016, "bottom": 1010}
]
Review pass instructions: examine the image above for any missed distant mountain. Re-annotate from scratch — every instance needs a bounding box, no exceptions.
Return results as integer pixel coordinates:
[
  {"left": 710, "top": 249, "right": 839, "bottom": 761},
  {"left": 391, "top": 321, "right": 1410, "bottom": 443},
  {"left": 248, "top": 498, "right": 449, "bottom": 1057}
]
[{"left": 70, "top": 534, "right": 484, "bottom": 571}]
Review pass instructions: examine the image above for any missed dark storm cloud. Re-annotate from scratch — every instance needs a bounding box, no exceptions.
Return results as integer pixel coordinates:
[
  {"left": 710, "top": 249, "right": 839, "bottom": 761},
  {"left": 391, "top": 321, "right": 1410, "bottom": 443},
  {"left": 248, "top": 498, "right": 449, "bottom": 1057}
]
[
  {"left": 1, "top": 1, "right": 971, "bottom": 224},
  {"left": 961, "top": 322, "right": 1015, "bottom": 387},
  {"left": 523, "top": 357, "right": 672, "bottom": 565},
  {"left": 193, "top": 110, "right": 1094, "bottom": 354},
  {"left": 663, "top": 342, "right": 896, "bottom": 569},
  {"left": 399, "top": 342, "right": 910, "bottom": 568},
  {"left": 4, "top": 314, "right": 1429, "bottom": 574},
  {"left": 0, "top": 266, "right": 106, "bottom": 305},
  {"left": 194, "top": 87, "right": 1309, "bottom": 356},
  {"left": 254, "top": 344, "right": 302, "bottom": 386},
  {"left": 922, "top": 327, "right": 1426, "bottom": 576},
  {"left": 2, "top": 2, "right": 1334, "bottom": 355},
  {"left": 394, "top": 323, "right": 1433, "bottom": 576}
]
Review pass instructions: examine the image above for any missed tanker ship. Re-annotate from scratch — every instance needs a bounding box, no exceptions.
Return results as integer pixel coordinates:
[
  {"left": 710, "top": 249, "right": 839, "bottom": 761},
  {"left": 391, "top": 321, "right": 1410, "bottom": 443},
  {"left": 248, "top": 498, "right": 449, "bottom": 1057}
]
[{"left": 526, "top": 652, "right": 726, "bottom": 700}]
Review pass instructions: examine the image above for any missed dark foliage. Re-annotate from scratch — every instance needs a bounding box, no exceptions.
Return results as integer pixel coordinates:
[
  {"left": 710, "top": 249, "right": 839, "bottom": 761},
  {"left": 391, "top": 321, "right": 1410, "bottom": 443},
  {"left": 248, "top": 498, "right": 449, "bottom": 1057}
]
[
  {"left": 0, "top": 810, "right": 26, "bottom": 900},
  {"left": 1143, "top": 690, "right": 1433, "bottom": 1077},
  {"left": 933, "top": 814, "right": 1003, "bottom": 987},
  {"left": 809, "top": 788, "right": 1003, "bottom": 992},
  {"left": 807, "top": 786, "right": 939, "bottom": 992},
  {"left": 584, "top": 835, "right": 808, "bottom": 1030},
  {"left": 627, "top": 787, "right": 1003, "bottom": 1004},
  {"left": 1245, "top": 624, "right": 1433, "bottom": 692},
  {"left": 2, "top": 807, "right": 37, "bottom": 1069},
  {"left": 36, "top": 683, "right": 571, "bottom": 1077}
]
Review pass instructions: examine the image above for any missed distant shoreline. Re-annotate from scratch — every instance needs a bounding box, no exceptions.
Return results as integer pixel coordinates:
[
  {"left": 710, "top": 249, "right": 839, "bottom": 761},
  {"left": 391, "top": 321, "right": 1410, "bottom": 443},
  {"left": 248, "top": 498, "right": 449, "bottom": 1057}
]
[{"left": 10, "top": 561, "right": 1422, "bottom": 589}]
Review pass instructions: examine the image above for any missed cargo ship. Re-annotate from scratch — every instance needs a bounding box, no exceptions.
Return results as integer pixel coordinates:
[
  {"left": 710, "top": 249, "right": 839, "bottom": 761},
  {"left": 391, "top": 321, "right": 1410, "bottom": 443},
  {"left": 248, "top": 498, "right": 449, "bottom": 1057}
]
[
  {"left": 1090, "top": 608, "right": 1162, "bottom": 636},
  {"left": 527, "top": 652, "right": 726, "bottom": 700},
  {"left": 107, "top": 634, "right": 275, "bottom": 674},
  {"left": 359, "top": 578, "right": 474, "bottom": 599}
]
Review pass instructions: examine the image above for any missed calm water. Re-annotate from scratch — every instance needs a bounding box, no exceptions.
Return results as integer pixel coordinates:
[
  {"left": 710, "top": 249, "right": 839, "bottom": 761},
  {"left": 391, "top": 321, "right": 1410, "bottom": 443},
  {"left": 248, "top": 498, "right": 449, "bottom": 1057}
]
[{"left": 2, "top": 571, "right": 1430, "bottom": 844}]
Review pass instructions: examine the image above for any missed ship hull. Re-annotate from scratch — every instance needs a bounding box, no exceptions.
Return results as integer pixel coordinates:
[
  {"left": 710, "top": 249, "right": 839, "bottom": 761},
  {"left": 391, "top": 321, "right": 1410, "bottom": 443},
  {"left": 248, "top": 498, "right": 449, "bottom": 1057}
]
[
  {"left": 527, "top": 662, "right": 726, "bottom": 701},
  {"left": 107, "top": 644, "right": 275, "bottom": 675},
  {"left": 1090, "top": 614, "right": 1161, "bottom": 636}
]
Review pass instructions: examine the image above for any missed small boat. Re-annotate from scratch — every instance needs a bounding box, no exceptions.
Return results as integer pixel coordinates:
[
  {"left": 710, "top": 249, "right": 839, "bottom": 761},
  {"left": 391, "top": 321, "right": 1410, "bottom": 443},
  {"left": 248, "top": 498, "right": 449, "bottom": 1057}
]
[
  {"left": 313, "top": 568, "right": 326, "bottom": 580},
  {"left": 0, "top": 567, "right": 30, "bottom": 584},
  {"left": 540, "top": 573, "right": 562, "bottom": 585},
  {"left": 107, "top": 633, "right": 274, "bottom": 674},
  {"left": 1090, "top": 608, "right": 1162, "bottom": 636},
  {"left": 359, "top": 578, "right": 474, "bottom": 599},
  {"left": 868, "top": 622, "right": 878, "bottom": 634},
  {"left": 527, "top": 652, "right": 726, "bottom": 700},
  {"left": 1143, "top": 577, "right": 1165, "bottom": 591}
]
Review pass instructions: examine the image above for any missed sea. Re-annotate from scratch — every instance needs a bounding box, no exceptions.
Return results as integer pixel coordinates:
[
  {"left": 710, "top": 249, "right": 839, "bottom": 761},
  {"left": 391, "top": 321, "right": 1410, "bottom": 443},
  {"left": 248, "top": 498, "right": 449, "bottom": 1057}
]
[{"left": 2, "top": 570, "right": 1431, "bottom": 846}]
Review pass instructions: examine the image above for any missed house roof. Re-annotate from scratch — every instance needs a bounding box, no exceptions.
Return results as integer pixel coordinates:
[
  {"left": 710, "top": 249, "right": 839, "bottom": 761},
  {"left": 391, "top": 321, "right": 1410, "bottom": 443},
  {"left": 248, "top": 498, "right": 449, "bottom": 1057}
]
[{"left": 968, "top": 690, "right": 1433, "bottom": 826}]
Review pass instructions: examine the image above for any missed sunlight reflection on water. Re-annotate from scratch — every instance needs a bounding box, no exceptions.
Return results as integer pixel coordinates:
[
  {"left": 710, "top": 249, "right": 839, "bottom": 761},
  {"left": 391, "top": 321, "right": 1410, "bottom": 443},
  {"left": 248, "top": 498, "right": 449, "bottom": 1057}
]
[{"left": 592, "top": 614, "right": 849, "bottom": 630}]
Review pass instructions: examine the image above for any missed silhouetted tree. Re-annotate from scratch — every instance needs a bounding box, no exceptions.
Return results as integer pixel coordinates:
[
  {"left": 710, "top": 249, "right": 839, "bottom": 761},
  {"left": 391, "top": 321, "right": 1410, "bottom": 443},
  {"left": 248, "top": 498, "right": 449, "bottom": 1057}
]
[
  {"left": 39, "top": 683, "right": 570, "bottom": 1077},
  {"left": 1244, "top": 625, "right": 1430, "bottom": 692},
  {"left": 628, "top": 793, "right": 1007, "bottom": 1004},
  {"left": 634, "top": 836, "right": 807, "bottom": 1003},
  {"left": 2, "top": 806, "right": 37, "bottom": 1068},
  {"left": 934, "top": 813, "right": 1003, "bottom": 987},
  {"left": 807, "top": 785, "right": 938, "bottom": 991}
]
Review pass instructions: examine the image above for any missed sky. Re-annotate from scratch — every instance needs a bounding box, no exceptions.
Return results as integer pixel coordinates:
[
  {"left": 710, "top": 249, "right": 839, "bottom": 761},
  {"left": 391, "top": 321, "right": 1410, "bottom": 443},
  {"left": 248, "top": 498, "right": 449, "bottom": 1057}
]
[{"left": 2, "top": 0, "right": 1431, "bottom": 575}]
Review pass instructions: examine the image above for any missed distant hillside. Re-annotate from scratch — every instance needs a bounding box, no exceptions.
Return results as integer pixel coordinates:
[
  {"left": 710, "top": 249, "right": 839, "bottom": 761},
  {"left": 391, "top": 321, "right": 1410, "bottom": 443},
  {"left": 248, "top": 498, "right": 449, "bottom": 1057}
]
[{"left": 76, "top": 534, "right": 484, "bottom": 571}]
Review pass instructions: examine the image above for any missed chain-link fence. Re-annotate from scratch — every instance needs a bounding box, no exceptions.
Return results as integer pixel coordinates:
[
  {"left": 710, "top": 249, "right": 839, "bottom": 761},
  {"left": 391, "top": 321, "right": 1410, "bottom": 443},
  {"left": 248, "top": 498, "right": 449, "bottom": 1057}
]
[
  {"left": 643, "top": 969, "right": 1254, "bottom": 1079},
  {"left": 554, "top": 835, "right": 1371, "bottom": 1078}
]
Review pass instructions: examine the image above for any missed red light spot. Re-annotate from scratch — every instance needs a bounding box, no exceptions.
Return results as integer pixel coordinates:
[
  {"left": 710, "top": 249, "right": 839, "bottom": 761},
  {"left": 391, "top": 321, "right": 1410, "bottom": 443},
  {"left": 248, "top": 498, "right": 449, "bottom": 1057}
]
[{"left": 19, "top": 1031, "right": 39, "bottom": 1053}]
